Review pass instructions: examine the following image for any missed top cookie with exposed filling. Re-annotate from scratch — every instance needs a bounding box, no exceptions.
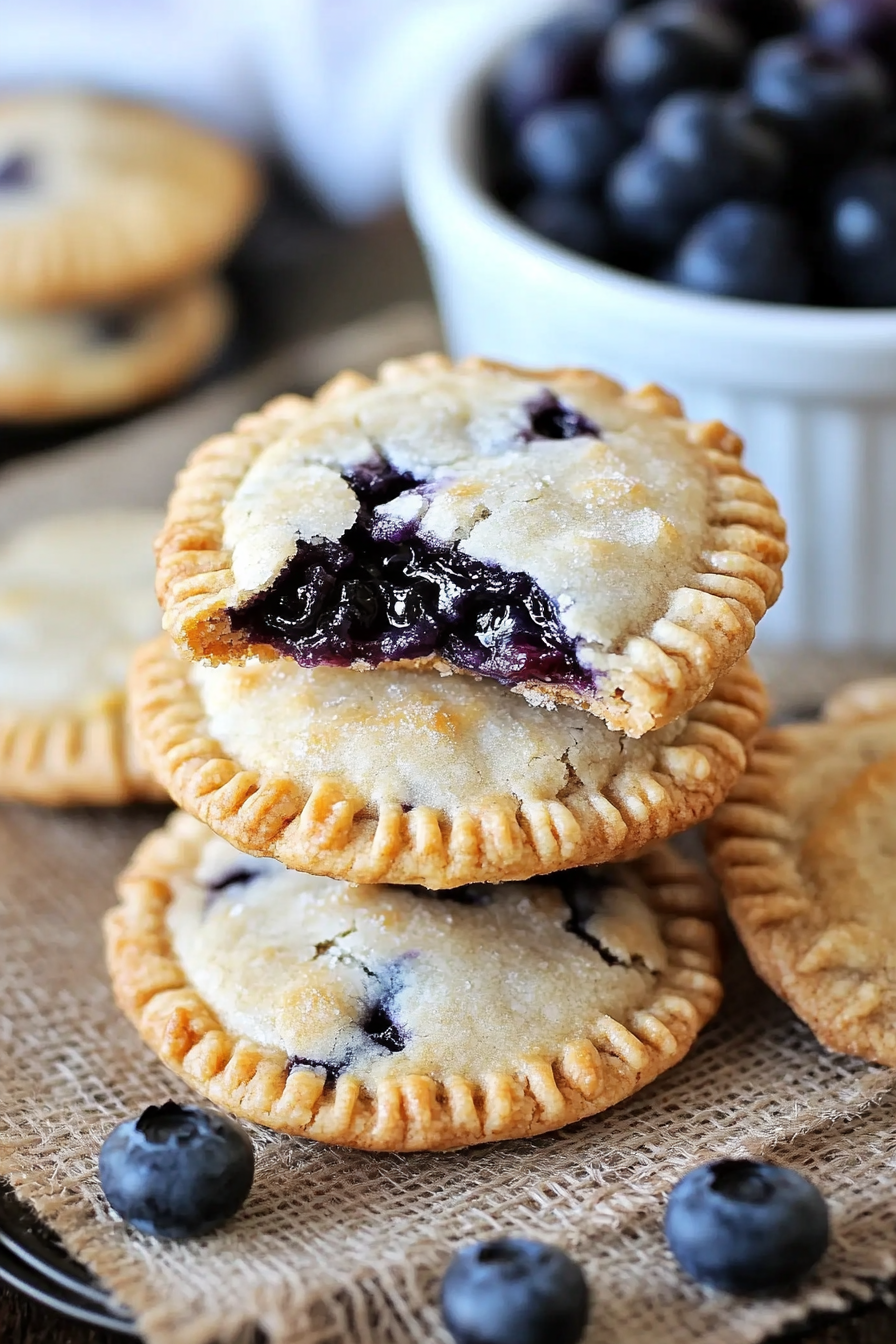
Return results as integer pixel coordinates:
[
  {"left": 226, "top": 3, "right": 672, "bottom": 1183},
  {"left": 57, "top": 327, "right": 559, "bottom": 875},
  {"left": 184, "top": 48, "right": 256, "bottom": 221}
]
[{"left": 156, "top": 355, "right": 787, "bottom": 736}]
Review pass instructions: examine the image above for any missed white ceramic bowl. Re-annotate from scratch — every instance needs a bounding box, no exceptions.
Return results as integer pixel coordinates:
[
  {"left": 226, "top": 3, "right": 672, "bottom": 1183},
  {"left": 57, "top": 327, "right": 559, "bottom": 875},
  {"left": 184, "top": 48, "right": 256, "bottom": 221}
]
[{"left": 404, "top": 18, "right": 896, "bottom": 649}]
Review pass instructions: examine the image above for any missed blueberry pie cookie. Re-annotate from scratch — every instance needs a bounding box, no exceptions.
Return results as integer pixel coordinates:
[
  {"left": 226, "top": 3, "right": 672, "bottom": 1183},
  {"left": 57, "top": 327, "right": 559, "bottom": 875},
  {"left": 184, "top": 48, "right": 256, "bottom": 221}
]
[
  {"left": 105, "top": 810, "right": 722, "bottom": 1150},
  {"left": 0, "top": 278, "right": 231, "bottom": 422},
  {"left": 0, "top": 92, "right": 260, "bottom": 309},
  {"left": 708, "top": 680, "right": 896, "bottom": 1065},
  {"left": 0, "top": 511, "right": 166, "bottom": 804},
  {"left": 156, "top": 355, "right": 786, "bottom": 736},
  {"left": 130, "top": 634, "right": 766, "bottom": 886}
]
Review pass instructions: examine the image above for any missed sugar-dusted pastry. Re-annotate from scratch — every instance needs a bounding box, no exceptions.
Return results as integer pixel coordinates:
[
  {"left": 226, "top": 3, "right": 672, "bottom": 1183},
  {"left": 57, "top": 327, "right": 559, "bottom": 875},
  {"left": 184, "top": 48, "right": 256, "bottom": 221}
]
[
  {"left": 709, "top": 678, "right": 896, "bottom": 1065},
  {"left": 130, "top": 635, "right": 766, "bottom": 886},
  {"left": 0, "top": 511, "right": 165, "bottom": 804},
  {"left": 106, "top": 811, "right": 723, "bottom": 1151},
  {"left": 156, "top": 355, "right": 786, "bottom": 736}
]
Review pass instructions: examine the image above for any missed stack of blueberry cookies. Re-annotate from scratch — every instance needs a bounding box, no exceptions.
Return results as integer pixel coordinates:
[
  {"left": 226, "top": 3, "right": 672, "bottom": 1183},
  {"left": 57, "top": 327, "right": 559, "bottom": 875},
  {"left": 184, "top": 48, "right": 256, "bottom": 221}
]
[
  {"left": 0, "top": 91, "right": 260, "bottom": 422},
  {"left": 109, "top": 354, "right": 786, "bottom": 1152}
]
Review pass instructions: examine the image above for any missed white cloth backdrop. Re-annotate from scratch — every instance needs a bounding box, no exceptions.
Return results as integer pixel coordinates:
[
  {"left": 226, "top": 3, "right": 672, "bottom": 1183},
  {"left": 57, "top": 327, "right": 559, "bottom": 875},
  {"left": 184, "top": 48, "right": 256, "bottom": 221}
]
[{"left": 0, "top": 0, "right": 560, "bottom": 219}]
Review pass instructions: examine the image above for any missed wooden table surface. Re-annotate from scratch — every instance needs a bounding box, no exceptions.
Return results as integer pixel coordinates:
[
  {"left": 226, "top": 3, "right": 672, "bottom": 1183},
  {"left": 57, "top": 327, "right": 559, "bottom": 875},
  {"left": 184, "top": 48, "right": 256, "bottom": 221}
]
[{"left": 2, "top": 208, "right": 894, "bottom": 1344}]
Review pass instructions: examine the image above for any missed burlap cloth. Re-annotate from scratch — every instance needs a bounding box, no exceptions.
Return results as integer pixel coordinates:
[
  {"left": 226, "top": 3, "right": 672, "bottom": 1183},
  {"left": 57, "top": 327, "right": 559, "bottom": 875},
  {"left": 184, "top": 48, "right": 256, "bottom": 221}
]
[{"left": 2, "top": 305, "right": 896, "bottom": 1344}]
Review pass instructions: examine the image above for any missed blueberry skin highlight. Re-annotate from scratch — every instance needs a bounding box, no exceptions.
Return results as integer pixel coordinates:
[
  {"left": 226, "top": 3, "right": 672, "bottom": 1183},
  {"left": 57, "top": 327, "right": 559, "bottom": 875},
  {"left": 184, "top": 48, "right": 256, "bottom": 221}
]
[
  {"left": 665, "top": 1159, "right": 830, "bottom": 1295},
  {"left": 99, "top": 1101, "right": 255, "bottom": 1239},
  {"left": 672, "top": 200, "right": 809, "bottom": 303},
  {"left": 441, "top": 1238, "right": 589, "bottom": 1344},
  {"left": 824, "top": 157, "right": 896, "bottom": 305}
]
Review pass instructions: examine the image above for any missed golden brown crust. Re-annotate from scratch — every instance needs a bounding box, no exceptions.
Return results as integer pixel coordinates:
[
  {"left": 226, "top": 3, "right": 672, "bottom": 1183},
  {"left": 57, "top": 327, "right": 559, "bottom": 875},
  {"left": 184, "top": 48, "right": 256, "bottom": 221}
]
[
  {"left": 822, "top": 677, "right": 896, "bottom": 726},
  {"left": 155, "top": 354, "right": 787, "bottom": 737},
  {"left": 129, "top": 634, "right": 767, "bottom": 886},
  {"left": 105, "top": 810, "right": 722, "bottom": 1151},
  {"left": 0, "top": 698, "right": 167, "bottom": 806},
  {"left": 707, "top": 697, "right": 896, "bottom": 1066}
]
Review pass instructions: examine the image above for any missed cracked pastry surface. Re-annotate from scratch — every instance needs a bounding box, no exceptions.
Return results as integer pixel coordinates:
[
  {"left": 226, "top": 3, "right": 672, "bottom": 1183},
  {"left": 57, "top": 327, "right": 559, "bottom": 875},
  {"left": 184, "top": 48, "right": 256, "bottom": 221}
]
[
  {"left": 0, "top": 278, "right": 232, "bottom": 421},
  {"left": 0, "top": 92, "right": 261, "bottom": 309},
  {"left": 105, "top": 810, "right": 723, "bottom": 1150},
  {"left": 708, "top": 678, "right": 896, "bottom": 1065},
  {"left": 156, "top": 354, "right": 787, "bottom": 736},
  {"left": 129, "top": 635, "right": 766, "bottom": 886},
  {"left": 0, "top": 510, "right": 165, "bottom": 804}
]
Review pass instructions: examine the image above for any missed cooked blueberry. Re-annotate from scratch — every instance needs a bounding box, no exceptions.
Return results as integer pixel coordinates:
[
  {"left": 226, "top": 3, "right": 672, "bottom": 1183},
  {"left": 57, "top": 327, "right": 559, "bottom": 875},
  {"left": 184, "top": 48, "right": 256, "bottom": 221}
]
[
  {"left": 442, "top": 1239, "right": 588, "bottom": 1344},
  {"left": 824, "top": 158, "right": 896, "bottom": 304},
  {"left": 492, "top": 13, "right": 608, "bottom": 128},
  {"left": 98, "top": 1101, "right": 254, "bottom": 1240},
  {"left": 518, "top": 99, "right": 623, "bottom": 192},
  {"left": 704, "top": 0, "right": 802, "bottom": 45},
  {"left": 672, "top": 200, "right": 809, "bottom": 303},
  {"left": 747, "top": 36, "right": 890, "bottom": 171},
  {"left": 601, "top": 0, "right": 747, "bottom": 133},
  {"left": 288, "top": 1055, "right": 340, "bottom": 1087},
  {"left": 360, "top": 1001, "right": 405, "bottom": 1053},
  {"left": 0, "top": 152, "right": 33, "bottom": 189},
  {"left": 523, "top": 390, "right": 601, "bottom": 440},
  {"left": 517, "top": 191, "right": 610, "bottom": 258},
  {"left": 229, "top": 453, "right": 590, "bottom": 693},
  {"left": 810, "top": 0, "right": 896, "bottom": 83},
  {"left": 665, "top": 1159, "right": 830, "bottom": 1294},
  {"left": 648, "top": 91, "right": 788, "bottom": 200},
  {"left": 606, "top": 142, "right": 717, "bottom": 251}
]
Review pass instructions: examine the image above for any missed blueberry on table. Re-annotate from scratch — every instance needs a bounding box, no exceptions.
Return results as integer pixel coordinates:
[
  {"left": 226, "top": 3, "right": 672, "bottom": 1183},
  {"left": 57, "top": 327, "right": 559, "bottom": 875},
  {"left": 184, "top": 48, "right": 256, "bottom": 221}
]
[
  {"left": 704, "top": 0, "right": 802, "bottom": 45},
  {"left": 601, "top": 0, "right": 747, "bottom": 133},
  {"left": 824, "top": 158, "right": 896, "bottom": 304},
  {"left": 649, "top": 90, "right": 789, "bottom": 200},
  {"left": 99, "top": 1101, "right": 254, "bottom": 1239},
  {"left": 665, "top": 1159, "right": 830, "bottom": 1295},
  {"left": 492, "top": 13, "right": 607, "bottom": 128},
  {"left": 606, "top": 141, "right": 717, "bottom": 251},
  {"left": 518, "top": 191, "right": 611, "bottom": 259},
  {"left": 518, "top": 99, "right": 623, "bottom": 192},
  {"left": 441, "top": 1238, "right": 589, "bottom": 1344},
  {"left": 747, "top": 36, "right": 890, "bottom": 168},
  {"left": 672, "top": 200, "right": 810, "bottom": 302},
  {"left": 810, "top": 0, "right": 896, "bottom": 83}
]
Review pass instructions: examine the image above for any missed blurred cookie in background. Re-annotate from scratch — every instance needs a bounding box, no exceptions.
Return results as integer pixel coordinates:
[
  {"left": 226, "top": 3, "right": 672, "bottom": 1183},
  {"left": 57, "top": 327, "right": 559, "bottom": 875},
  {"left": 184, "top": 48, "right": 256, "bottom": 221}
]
[
  {"left": 0, "top": 277, "right": 233, "bottom": 421},
  {"left": 0, "top": 91, "right": 262, "bottom": 309}
]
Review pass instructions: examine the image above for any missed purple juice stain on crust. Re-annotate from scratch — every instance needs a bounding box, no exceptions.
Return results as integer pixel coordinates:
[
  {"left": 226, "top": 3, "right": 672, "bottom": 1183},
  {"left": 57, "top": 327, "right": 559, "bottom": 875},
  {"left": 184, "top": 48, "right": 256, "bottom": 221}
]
[
  {"left": 287, "top": 1056, "right": 341, "bottom": 1088},
  {"left": 0, "top": 152, "right": 33, "bottom": 189},
  {"left": 521, "top": 390, "right": 601, "bottom": 442},
  {"left": 229, "top": 452, "right": 592, "bottom": 693}
]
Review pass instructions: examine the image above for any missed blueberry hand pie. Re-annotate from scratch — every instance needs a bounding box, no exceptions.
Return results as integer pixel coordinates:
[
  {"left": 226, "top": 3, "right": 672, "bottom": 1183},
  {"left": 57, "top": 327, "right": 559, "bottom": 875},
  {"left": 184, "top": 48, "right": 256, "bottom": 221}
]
[
  {"left": 156, "top": 355, "right": 786, "bottom": 736},
  {"left": 106, "top": 811, "right": 723, "bottom": 1150},
  {"left": 130, "top": 634, "right": 766, "bottom": 886},
  {"left": 0, "top": 511, "right": 166, "bottom": 804}
]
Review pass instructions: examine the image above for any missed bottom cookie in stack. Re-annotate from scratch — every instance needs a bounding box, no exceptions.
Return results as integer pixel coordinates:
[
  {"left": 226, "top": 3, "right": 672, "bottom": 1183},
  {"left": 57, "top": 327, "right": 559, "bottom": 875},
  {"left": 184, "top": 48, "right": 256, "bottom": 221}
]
[
  {"left": 105, "top": 811, "right": 722, "bottom": 1151},
  {"left": 709, "top": 677, "right": 896, "bottom": 1067}
]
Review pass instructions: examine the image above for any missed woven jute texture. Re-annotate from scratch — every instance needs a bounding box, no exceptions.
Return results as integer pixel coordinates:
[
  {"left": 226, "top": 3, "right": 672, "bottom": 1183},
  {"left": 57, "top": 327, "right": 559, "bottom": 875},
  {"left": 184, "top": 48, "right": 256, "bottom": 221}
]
[{"left": 2, "top": 305, "right": 896, "bottom": 1344}]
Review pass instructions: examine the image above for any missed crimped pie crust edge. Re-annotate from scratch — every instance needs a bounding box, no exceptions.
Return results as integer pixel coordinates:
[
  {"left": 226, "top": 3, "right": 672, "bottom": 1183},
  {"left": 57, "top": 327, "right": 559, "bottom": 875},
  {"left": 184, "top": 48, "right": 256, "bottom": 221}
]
[
  {"left": 155, "top": 353, "right": 787, "bottom": 737},
  {"left": 129, "top": 635, "right": 767, "bottom": 887},
  {"left": 105, "top": 810, "right": 723, "bottom": 1151},
  {"left": 707, "top": 681, "right": 896, "bottom": 1066}
]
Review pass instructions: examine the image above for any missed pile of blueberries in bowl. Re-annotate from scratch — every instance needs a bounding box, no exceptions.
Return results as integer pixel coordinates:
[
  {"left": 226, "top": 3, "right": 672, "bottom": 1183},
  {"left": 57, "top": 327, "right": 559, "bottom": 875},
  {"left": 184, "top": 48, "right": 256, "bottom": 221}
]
[{"left": 485, "top": 0, "right": 896, "bottom": 305}]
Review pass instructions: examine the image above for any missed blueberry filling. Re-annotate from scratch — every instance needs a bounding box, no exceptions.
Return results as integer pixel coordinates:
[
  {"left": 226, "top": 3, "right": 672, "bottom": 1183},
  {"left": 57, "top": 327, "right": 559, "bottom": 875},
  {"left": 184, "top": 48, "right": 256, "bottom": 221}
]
[
  {"left": 554, "top": 867, "right": 632, "bottom": 968},
  {"left": 287, "top": 1055, "right": 340, "bottom": 1088},
  {"left": 229, "top": 449, "right": 593, "bottom": 691},
  {"left": 521, "top": 390, "right": 601, "bottom": 442},
  {"left": 359, "top": 1001, "right": 405, "bottom": 1052},
  {"left": 0, "top": 152, "right": 33, "bottom": 189}
]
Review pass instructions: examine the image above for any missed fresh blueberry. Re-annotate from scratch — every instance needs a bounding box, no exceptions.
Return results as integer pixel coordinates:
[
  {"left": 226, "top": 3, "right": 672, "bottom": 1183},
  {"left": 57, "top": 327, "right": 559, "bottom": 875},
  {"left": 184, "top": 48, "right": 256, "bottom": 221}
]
[
  {"left": 441, "top": 1238, "right": 589, "bottom": 1344},
  {"left": 672, "top": 200, "right": 810, "bottom": 303},
  {"left": 99, "top": 1101, "right": 254, "bottom": 1239},
  {"left": 704, "top": 0, "right": 803, "bottom": 46},
  {"left": 648, "top": 91, "right": 789, "bottom": 199},
  {"left": 492, "top": 13, "right": 608, "bottom": 128},
  {"left": 665, "top": 1159, "right": 830, "bottom": 1294},
  {"left": 518, "top": 191, "right": 611, "bottom": 258},
  {"left": 824, "top": 158, "right": 896, "bottom": 304},
  {"left": 0, "top": 152, "right": 33, "bottom": 189},
  {"left": 601, "top": 0, "right": 747, "bottom": 133},
  {"left": 518, "top": 99, "right": 623, "bottom": 191},
  {"left": 606, "top": 141, "right": 717, "bottom": 251},
  {"left": 747, "top": 36, "right": 890, "bottom": 170},
  {"left": 810, "top": 0, "right": 896, "bottom": 83}
]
